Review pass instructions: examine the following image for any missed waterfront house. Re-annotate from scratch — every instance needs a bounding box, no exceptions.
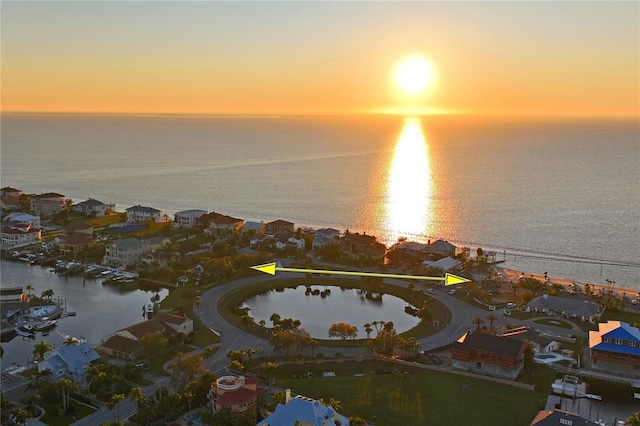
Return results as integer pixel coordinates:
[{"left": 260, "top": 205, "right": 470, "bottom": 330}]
[
  {"left": 265, "top": 219, "right": 294, "bottom": 235},
  {"left": 103, "top": 237, "right": 151, "bottom": 267},
  {"left": 58, "top": 232, "right": 97, "bottom": 256},
  {"left": 73, "top": 198, "right": 107, "bottom": 216},
  {"left": 421, "top": 256, "right": 461, "bottom": 272},
  {"left": 1, "top": 223, "right": 42, "bottom": 249},
  {"left": 0, "top": 286, "right": 26, "bottom": 303},
  {"left": 339, "top": 232, "right": 387, "bottom": 263},
  {"left": 526, "top": 294, "right": 601, "bottom": 323},
  {"left": 125, "top": 205, "right": 162, "bottom": 223},
  {"left": 1, "top": 186, "right": 23, "bottom": 199},
  {"left": 258, "top": 394, "right": 350, "bottom": 426},
  {"left": 502, "top": 326, "right": 561, "bottom": 354},
  {"left": 243, "top": 221, "right": 265, "bottom": 234},
  {"left": 315, "top": 228, "right": 341, "bottom": 240},
  {"left": 424, "top": 239, "right": 457, "bottom": 259},
  {"left": 201, "top": 212, "right": 245, "bottom": 233},
  {"left": 530, "top": 409, "right": 602, "bottom": 426},
  {"left": 589, "top": 320, "right": 640, "bottom": 373},
  {"left": 37, "top": 341, "right": 100, "bottom": 383},
  {"left": 174, "top": 209, "right": 208, "bottom": 228},
  {"left": 451, "top": 330, "right": 527, "bottom": 380},
  {"left": 30, "top": 192, "right": 66, "bottom": 217},
  {"left": 208, "top": 375, "right": 260, "bottom": 421},
  {"left": 98, "top": 312, "right": 193, "bottom": 360},
  {"left": 3, "top": 212, "right": 41, "bottom": 229},
  {"left": 312, "top": 235, "right": 332, "bottom": 250},
  {"left": 142, "top": 248, "right": 179, "bottom": 269}
]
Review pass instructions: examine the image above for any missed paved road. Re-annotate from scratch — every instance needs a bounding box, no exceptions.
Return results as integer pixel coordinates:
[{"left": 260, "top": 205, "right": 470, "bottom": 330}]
[{"left": 68, "top": 261, "right": 587, "bottom": 425}]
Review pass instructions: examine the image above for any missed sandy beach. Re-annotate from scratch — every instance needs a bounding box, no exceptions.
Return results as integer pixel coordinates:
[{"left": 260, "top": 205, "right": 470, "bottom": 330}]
[{"left": 499, "top": 267, "right": 640, "bottom": 298}]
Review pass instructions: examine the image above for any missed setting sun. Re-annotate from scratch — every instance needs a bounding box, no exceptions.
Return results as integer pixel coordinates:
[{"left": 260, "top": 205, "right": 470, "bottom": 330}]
[{"left": 395, "top": 56, "right": 434, "bottom": 94}]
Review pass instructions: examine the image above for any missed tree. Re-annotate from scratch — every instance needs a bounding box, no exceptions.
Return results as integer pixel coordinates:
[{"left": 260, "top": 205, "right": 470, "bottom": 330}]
[
  {"left": 328, "top": 322, "right": 358, "bottom": 340},
  {"left": 129, "top": 386, "right": 146, "bottom": 410},
  {"left": 32, "top": 339, "right": 53, "bottom": 362},
  {"left": 626, "top": 413, "right": 640, "bottom": 426},
  {"left": 57, "top": 378, "right": 79, "bottom": 412},
  {"left": 472, "top": 317, "right": 485, "bottom": 331},
  {"left": 25, "top": 284, "right": 34, "bottom": 297},
  {"left": 349, "top": 417, "right": 368, "bottom": 426},
  {"left": 41, "top": 288, "right": 54, "bottom": 301},
  {"left": 486, "top": 313, "right": 498, "bottom": 329},
  {"left": 140, "top": 333, "right": 168, "bottom": 368},
  {"left": 106, "top": 393, "right": 126, "bottom": 424},
  {"left": 364, "top": 323, "right": 373, "bottom": 339},
  {"left": 167, "top": 352, "right": 207, "bottom": 392}
]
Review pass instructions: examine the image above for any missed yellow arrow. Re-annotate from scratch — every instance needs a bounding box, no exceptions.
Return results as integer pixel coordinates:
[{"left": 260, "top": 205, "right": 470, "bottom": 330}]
[{"left": 251, "top": 262, "right": 470, "bottom": 286}]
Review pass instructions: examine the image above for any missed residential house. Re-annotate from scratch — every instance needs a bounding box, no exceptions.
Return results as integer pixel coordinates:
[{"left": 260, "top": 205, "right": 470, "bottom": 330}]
[
  {"left": 58, "top": 232, "right": 97, "bottom": 256},
  {"left": 312, "top": 235, "right": 333, "bottom": 250},
  {"left": 527, "top": 294, "right": 601, "bottom": 323},
  {"left": 250, "top": 234, "right": 275, "bottom": 250},
  {"left": 208, "top": 375, "right": 260, "bottom": 420},
  {"left": 73, "top": 198, "right": 107, "bottom": 216},
  {"left": 451, "top": 330, "right": 528, "bottom": 380},
  {"left": 1, "top": 187, "right": 22, "bottom": 213},
  {"left": 142, "top": 248, "right": 179, "bottom": 269},
  {"left": 315, "top": 228, "right": 340, "bottom": 240},
  {"left": 98, "top": 312, "right": 193, "bottom": 360},
  {"left": 530, "top": 409, "right": 602, "bottom": 426},
  {"left": 589, "top": 320, "right": 640, "bottom": 372},
  {"left": 394, "top": 241, "right": 430, "bottom": 259},
  {"left": 37, "top": 341, "right": 100, "bottom": 383},
  {"left": 3, "top": 212, "right": 41, "bottom": 228},
  {"left": 243, "top": 221, "right": 265, "bottom": 234},
  {"left": 174, "top": 209, "right": 208, "bottom": 228},
  {"left": 1, "top": 223, "right": 42, "bottom": 249},
  {"left": 421, "top": 256, "right": 461, "bottom": 273},
  {"left": 339, "top": 232, "right": 386, "bottom": 262},
  {"left": 103, "top": 237, "right": 151, "bottom": 267},
  {"left": 1, "top": 186, "right": 23, "bottom": 199},
  {"left": 126, "top": 205, "right": 162, "bottom": 223},
  {"left": 502, "top": 326, "right": 561, "bottom": 354},
  {"left": 0, "top": 286, "right": 26, "bottom": 303},
  {"left": 30, "top": 192, "right": 66, "bottom": 216},
  {"left": 265, "top": 219, "right": 294, "bottom": 235},
  {"left": 258, "top": 394, "right": 350, "bottom": 426},
  {"left": 203, "top": 212, "right": 245, "bottom": 233},
  {"left": 275, "top": 234, "right": 305, "bottom": 251},
  {"left": 424, "top": 239, "right": 457, "bottom": 259}
]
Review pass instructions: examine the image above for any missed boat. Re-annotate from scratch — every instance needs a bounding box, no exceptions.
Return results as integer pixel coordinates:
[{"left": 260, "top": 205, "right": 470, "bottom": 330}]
[
  {"left": 33, "top": 318, "right": 57, "bottom": 332},
  {"left": 551, "top": 375, "right": 601, "bottom": 400},
  {"left": 14, "top": 328, "right": 34, "bottom": 338},
  {"left": 5, "top": 363, "right": 27, "bottom": 375}
]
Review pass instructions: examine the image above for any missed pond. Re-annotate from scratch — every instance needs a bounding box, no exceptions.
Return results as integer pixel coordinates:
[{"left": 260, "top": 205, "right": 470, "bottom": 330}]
[{"left": 241, "top": 284, "right": 421, "bottom": 339}]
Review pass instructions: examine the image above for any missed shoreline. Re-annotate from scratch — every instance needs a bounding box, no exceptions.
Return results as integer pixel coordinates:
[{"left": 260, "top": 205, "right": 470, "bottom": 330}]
[{"left": 499, "top": 267, "right": 639, "bottom": 297}]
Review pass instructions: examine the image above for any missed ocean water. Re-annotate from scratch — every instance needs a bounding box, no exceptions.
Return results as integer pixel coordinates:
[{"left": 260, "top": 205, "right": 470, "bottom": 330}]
[{"left": 1, "top": 113, "right": 638, "bottom": 288}]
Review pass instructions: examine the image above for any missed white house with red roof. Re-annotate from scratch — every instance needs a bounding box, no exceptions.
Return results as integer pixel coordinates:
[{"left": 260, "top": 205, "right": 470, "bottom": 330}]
[
  {"left": 1, "top": 223, "right": 42, "bottom": 249},
  {"left": 208, "top": 375, "right": 260, "bottom": 420}
]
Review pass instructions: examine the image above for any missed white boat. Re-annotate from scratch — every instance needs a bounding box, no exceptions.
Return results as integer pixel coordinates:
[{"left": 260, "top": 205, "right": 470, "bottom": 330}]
[
  {"left": 5, "top": 363, "right": 27, "bottom": 375},
  {"left": 551, "top": 375, "right": 601, "bottom": 400},
  {"left": 34, "top": 318, "right": 57, "bottom": 332}
]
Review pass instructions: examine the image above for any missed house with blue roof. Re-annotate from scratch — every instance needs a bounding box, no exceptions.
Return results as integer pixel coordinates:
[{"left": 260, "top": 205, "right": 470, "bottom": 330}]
[
  {"left": 38, "top": 341, "right": 100, "bottom": 383},
  {"left": 258, "top": 394, "right": 350, "bottom": 426},
  {"left": 589, "top": 320, "right": 640, "bottom": 372}
]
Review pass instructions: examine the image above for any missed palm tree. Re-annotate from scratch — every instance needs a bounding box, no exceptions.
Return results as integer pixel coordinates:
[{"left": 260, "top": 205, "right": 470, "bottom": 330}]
[
  {"left": 129, "top": 386, "right": 146, "bottom": 410},
  {"left": 486, "top": 313, "right": 498, "bottom": 329},
  {"left": 32, "top": 340, "right": 53, "bottom": 362},
  {"left": 106, "top": 393, "right": 126, "bottom": 424},
  {"left": 57, "top": 378, "right": 79, "bottom": 412},
  {"left": 41, "top": 289, "right": 54, "bottom": 302},
  {"left": 364, "top": 323, "right": 373, "bottom": 339},
  {"left": 25, "top": 285, "right": 34, "bottom": 298},
  {"left": 472, "top": 317, "right": 485, "bottom": 331}
]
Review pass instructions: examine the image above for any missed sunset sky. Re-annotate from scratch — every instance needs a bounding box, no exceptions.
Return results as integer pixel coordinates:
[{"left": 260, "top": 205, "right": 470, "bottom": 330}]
[{"left": 2, "top": 1, "right": 638, "bottom": 117}]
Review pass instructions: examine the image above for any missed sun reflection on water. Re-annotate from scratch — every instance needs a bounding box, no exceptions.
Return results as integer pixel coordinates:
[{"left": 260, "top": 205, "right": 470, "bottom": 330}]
[{"left": 383, "top": 117, "right": 434, "bottom": 244}]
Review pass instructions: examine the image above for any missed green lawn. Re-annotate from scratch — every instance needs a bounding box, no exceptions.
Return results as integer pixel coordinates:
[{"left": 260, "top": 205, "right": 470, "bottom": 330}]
[
  {"left": 39, "top": 401, "right": 97, "bottom": 426},
  {"left": 274, "top": 361, "right": 547, "bottom": 425},
  {"left": 532, "top": 318, "right": 572, "bottom": 329},
  {"left": 599, "top": 309, "right": 640, "bottom": 326}
]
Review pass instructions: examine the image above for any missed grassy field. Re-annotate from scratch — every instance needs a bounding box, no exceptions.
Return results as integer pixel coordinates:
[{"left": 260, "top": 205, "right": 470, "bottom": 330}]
[
  {"left": 273, "top": 361, "right": 549, "bottom": 425},
  {"left": 39, "top": 401, "right": 97, "bottom": 426},
  {"left": 599, "top": 309, "right": 640, "bottom": 326}
]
